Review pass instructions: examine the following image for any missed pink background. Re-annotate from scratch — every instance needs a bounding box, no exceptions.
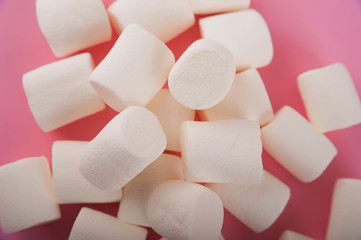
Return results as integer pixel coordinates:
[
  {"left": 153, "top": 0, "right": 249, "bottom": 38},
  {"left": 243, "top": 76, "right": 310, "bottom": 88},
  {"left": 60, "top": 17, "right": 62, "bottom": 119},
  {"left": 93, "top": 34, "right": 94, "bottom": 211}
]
[{"left": 1, "top": 0, "right": 361, "bottom": 239}]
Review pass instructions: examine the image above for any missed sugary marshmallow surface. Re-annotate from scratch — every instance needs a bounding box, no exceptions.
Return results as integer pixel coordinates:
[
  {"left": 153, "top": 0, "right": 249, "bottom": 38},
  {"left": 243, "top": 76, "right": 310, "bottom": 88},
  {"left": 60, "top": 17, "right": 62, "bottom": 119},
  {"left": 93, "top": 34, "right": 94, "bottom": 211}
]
[
  {"left": 117, "top": 154, "right": 184, "bottom": 227},
  {"left": 23, "top": 53, "right": 105, "bottom": 132},
  {"left": 147, "top": 180, "right": 223, "bottom": 240},
  {"left": 326, "top": 178, "right": 361, "bottom": 240},
  {"left": 0, "top": 157, "right": 60, "bottom": 233},
  {"left": 189, "top": 0, "right": 250, "bottom": 14},
  {"left": 200, "top": 9, "right": 273, "bottom": 71},
  {"left": 79, "top": 106, "right": 166, "bottom": 191},
  {"left": 147, "top": 89, "right": 195, "bottom": 151},
  {"left": 69, "top": 208, "right": 147, "bottom": 240},
  {"left": 261, "top": 106, "right": 337, "bottom": 182},
  {"left": 52, "top": 141, "right": 123, "bottom": 204},
  {"left": 207, "top": 171, "right": 290, "bottom": 233},
  {"left": 36, "top": 0, "right": 111, "bottom": 57},
  {"left": 298, "top": 63, "right": 361, "bottom": 132},
  {"left": 108, "top": 0, "right": 194, "bottom": 42},
  {"left": 279, "top": 230, "right": 315, "bottom": 240},
  {"left": 168, "top": 39, "right": 236, "bottom": 110},
  {"left": 200, "top": 68, "right": 274, "bottom": 125},
  {"left": 180, "top": 119, "right": 263, "bottom": 184},
  {"left": 90, "top": 24, "right": 175, "bottom": 111}
]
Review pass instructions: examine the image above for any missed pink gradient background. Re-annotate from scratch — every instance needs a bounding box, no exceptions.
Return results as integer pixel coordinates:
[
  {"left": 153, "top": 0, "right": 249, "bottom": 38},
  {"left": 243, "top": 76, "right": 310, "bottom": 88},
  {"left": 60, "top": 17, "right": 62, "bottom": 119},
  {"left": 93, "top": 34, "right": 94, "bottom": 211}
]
[{"left": 1, "top": 0, "right": 361, "bottom": 239}]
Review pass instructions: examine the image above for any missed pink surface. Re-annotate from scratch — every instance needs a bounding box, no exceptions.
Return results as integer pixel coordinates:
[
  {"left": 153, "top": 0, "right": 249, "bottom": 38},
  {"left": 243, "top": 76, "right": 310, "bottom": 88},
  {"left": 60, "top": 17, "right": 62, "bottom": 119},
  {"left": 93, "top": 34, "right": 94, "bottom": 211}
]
[{"left": 1, "top": 0, "right": 361, "bottom": 239}]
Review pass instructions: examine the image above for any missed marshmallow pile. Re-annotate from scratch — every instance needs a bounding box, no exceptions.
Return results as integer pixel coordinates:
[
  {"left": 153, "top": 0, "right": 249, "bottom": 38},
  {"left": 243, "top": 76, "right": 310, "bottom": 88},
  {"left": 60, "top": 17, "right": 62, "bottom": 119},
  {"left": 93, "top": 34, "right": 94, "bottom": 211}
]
[{"left": 1, "top": 0, "right": 361, "bottom": 239}]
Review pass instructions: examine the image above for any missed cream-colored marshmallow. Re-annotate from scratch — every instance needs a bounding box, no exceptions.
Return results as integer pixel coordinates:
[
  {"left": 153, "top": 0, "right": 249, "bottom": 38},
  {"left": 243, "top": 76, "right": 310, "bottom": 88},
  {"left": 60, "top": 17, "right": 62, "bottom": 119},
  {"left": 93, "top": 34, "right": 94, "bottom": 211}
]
[
  {"left": 189, "top": 0, "right": 250, "bottom": 14},
  {"left": 279, "top": 230, "right": 315, "bottom": 240}
]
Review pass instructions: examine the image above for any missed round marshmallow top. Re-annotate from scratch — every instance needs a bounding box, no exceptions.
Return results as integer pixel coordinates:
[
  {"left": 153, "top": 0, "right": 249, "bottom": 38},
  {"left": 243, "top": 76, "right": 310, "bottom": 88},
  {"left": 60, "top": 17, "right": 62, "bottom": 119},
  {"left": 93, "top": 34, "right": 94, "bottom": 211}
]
[{"left": 279, "top": 230, "right": 315, "bottom": 240}]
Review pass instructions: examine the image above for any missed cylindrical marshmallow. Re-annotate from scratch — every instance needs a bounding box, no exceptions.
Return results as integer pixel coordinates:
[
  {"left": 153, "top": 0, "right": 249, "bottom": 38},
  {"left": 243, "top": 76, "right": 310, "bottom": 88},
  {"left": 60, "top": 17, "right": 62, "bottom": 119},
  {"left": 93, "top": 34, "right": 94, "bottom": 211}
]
[
  {"left": 52, "top": 141, "right": 123, "bottom": 204},
  {"left": 90, "top": 24, "right": 175, "bottom": 112},
  {"left": 298, "top": 63, "right": 361, "bottom": 132},
  {"left": 207, "top": 171, "right": 290, "bottom": 233},
  {"left": 168, "top": 39, "right": 236, "bottom": 110},
  {"left": 189, "top": 0, "right": 250, "bottom": 14},
  {"left": 200, "top": 68, "right": 274, "bottom": 125},
  {"left": 147, "top": 180, "right": 223, "bottom": 240},
  {"left": 0, "top": 157, "right": 61, "bottom": 233},
  {"left": 69, "top": 208, "right": 147, "bottom": 240},
  {"left": 326, "top": 178, "right": 361, "bottom": 240},
  {"left": 117, "top": 154, "right": 184, "bottom": 227},
  {"left": 23, "top": 53, "right": 105, "bottom": 132},
  {"left": 200, "top": 9, "right": 273, "bottom": 71},
  {"left": 261, "top": 106, "right": 337, "bottom": 182},
  {"left": 180, "top": 119, "right": 263, "bottom": 184},
  {"left": 147, "top": 89, "right": 195, "bottom": 151},
  {"left": 108, "top": 0, "right": 195, "bottom": 43},
  {"left": 79, "top": 106, "right": 166, "bottom": 191},
  {"left": 279, "top": 230, "right": 315, "bottom": 240},
  {"left": 36, "top": 0, "right": 111, "bottom": 57}
]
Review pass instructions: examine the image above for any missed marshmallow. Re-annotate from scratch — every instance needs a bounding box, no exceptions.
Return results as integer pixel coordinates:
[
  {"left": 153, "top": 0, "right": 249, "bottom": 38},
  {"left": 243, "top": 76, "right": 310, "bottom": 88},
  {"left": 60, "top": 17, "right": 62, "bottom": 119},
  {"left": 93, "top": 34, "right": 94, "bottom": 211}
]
[
  {"left": 326, "top": 178, "right": 361, "bottom": 240},
  {"left": 52, "top": 141, "right": 123, "bottom": 204},
  {"left": 23, "top": 53, "right": 105, "bottom": 132},
  {"left": 261, "top": 106, "right": 337, "bottom": 182},
  {"left": 207, "top": 171, "right": 290, "bottom": 233},
  {"left": 279, "top": 230, "right": 315, "bottom": 240},
  {"left": 36, "top": 0, "right": 111, "bottom": 57},
  {"left": 0, "top": 157, "right": 60, "bottom": 233},
  {"left": 69, "top": 208, "right": 147, "bottom": 240},
  {"left": 200, "top": 68, "right": 274, "bottom": 125},
  {"left": 108, "top": 0, "right": 194, "bottom": 43},
  {"left": 147, "top": 89, "right": 195, "bottom": 151},
  {"left": 117, "top": 154, "right": 183, "bottom": 227},
  {"left": 90, "top": 24, "right": 175, "bottom": 111},
  {"left": 168, "top": 39, "right": 236, "bottom": 110},
  {"left": 147, "top": 180, "right": 223, "bottom": 240},
  {"left": 79, "top": 106, "right": 166, "bottom": 191},
  {"left": 298, "top": 63, "right": 361, "bottom": 132},
  {"left": 200, "top": 10, "right": 273, "bottom": 71},
  {"left": 189, "top": 0, "right": 250, "bottom": 14},
  {"left": 180, "top": 119, "right": 263, "bottom": 184}
]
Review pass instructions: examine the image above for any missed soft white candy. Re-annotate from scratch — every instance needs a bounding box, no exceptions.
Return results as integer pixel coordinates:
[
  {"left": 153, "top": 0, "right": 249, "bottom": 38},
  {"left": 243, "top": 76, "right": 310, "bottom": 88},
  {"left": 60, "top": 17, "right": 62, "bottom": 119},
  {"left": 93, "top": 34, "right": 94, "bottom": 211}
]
[
  {"left": 147, "top": 89, "right": 195, "bottom": 151},
  {"left": 23, "top": 53, "right": 105, "bottom": 132},
  {"left": 298, "top": 63, "right": 361, "bottom": 132},
  {"left": 189, "top": 0, "right": 250, "bottom": 14},
  {"left": 147, "top": 180, "right": 223, "bottom": 240},
  {"left": 180, "top": 119, "right": 263, "bottom": 184},
  {"left": 0, "top": 157, "right": 60, "bottom": 233},
  {"left": 207, "top": 171, "right": 290, "bottom": 233},
  {"left": 90, "top": 24, "right": 175, "bottom": 112},
  {"left": 279, "top": 230, "right": 315, "bottom": 240},
  {"left": 326, "top": 178, "right": 361, "bottom": 240},
  {"left": 261, "top": 106, "right": 337, "bottom": 182},
  {"left": 36, "top": 0, "right": 111, "bottom": 57},
  {"left": 117, "top": 154, "right": 183, "bottom": 227},
  {"left": 108, "top": 0, "right": 194, "bottom": 43},
  {"left": 200, "top": 68, "right": 273, "bottom": 125},
  {"left": 79, "top": 106, "right": 166, "bottom": 191},
  {"left": 69, "top": 208, "right": 147, "bottom": 240},
  {"left": 200, "top": 9, "right": 273, "bottom": 71},
  {"left": 168, "top": 39, "right": 236, "bottom": 110},
  {"left": 52, "top": 141, "right": 123, "bottom": 204}
]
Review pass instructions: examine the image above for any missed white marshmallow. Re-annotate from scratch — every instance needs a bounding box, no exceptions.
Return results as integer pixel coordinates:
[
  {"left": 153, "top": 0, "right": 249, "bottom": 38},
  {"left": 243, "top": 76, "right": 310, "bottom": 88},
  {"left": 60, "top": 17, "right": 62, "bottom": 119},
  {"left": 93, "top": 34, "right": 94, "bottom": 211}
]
[
  {"left": 108, "top": 0, "right": 194, "bottom": 43},
  {"left": 261, "top": 106, "right": 337, "bottom": 182},
  {"left": 279, "top": 230, "right": 315, "bottom": 240},
  {"left": 69, "top": 208, "right": 147, "bottom": 240},
  {"left": 207, "top": 171, "right": 290, "bottom": 233},
  {"left": 79, "top": 106, "right": 166, "bottom": 191},
  {"left": 168, "top": 39, "right": 236, "bottom": 110},
  {"left": 23, "top": 53, "right": 105, "bottom": 132},
  {"left": 326, "top": 178, "right": 361, "bottom": 240},
  {"left": 117, "top": 154, "right": 183, "bottom": 227},
  {"left": 52, "top": 141, "right": 123, "bottom": 204},
  {"left": 200, "top": 9, "right": 273, "bottom": 71},
  {"left": 36, "top": 0, "right": 111, "bottom": 57},
  {"left": 90, "top": 24, "right": 175, "bottom": 112},
  {"left": 147, "top": 89, "right": 195, "bottom": 151},
  {"left": 298, "top": 63, "right": 361, "bottom": 132},
  {"left": 147, "top": 180, "right": 223, "bottom": 240},
  {"left": 0, "top": 157, "right": 60, "bottom": 233},
  {"left": 189, "top": 0, "right": 250, "bottom": 14},
  {"left": 200, "top": 68, "right": 274, "bottom": 125},
  {"left": 180, "top": 119, "right": 263, "bottom": 184}
]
